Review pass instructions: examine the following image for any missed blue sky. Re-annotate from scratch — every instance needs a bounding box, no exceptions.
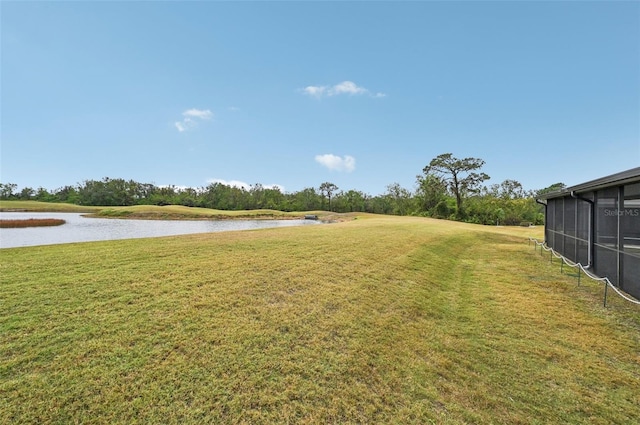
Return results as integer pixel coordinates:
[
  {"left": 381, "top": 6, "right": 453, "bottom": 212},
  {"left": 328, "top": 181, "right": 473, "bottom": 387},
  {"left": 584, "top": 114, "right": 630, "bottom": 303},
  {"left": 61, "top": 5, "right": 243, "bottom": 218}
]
[{"left": 2, "top": 1, "right": 639, "bottom": 196}]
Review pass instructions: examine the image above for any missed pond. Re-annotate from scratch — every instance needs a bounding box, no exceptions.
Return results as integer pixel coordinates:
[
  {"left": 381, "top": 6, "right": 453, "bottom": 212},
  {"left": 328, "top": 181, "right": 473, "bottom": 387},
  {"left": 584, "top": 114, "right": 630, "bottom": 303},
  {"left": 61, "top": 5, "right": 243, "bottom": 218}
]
[{"left": 0, "top": 212, "right": 321, "bottom": 249}]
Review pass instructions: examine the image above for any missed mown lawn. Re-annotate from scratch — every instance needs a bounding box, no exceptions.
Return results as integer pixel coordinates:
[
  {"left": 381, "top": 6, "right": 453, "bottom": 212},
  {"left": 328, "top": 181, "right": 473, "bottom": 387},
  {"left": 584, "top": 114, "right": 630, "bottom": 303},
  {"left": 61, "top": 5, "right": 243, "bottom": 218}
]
[{"left": 1, "top": 215, "right": 638, "bottom": 424}]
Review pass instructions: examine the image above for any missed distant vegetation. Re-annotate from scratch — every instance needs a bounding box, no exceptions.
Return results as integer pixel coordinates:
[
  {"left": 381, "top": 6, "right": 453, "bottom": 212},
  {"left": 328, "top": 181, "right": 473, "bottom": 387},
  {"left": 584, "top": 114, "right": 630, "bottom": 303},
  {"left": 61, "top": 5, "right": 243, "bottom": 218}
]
[{"left": 1, "top": 153, "right": 565, "bottom": 225}]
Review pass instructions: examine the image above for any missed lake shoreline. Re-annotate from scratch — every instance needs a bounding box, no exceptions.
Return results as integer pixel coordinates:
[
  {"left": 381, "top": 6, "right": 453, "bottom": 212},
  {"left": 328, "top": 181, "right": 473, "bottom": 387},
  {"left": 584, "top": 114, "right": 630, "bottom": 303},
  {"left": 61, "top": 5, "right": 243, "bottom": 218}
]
[
  {"left": 0, "top": 212, "right": 324, "bottom": 249},
  {"left": 0, "top": 201, "right": 348, "bottom": 222},
  {"left": 85, "top": 211, "right": 309, "bottom": 221}
]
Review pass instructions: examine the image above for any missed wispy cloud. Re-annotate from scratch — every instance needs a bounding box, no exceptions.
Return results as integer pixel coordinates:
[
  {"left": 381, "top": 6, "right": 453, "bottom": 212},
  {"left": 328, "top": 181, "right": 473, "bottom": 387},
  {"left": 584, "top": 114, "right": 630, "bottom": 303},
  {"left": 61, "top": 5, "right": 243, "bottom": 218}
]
[
  {"left": 300, "top": 81, "right": 385, "bottom": 99},
  {"left": 329, "top": 81, "right": 367, "bottom": 96},
  {"left": 183, "top": 109, "right": 213, "bottom": 120},
  {"left": 158, "top": 184, "right": 196, "bottom": 192},
  {"left": 207, "top": 179, "right": 251, "bottom": 190},
  {"left": 207, "top": 179, "right": 284, "bottom": 192},
  {"left": 262, "top": 183, "right": 285, "bottom": 192},
  {"left": 174, "top": 119, "right": 192, "bottom": 133},
  {"left": 302, "top": 85, "right": 328, "bottom": 98},
  {"left": 175, "top": 108, "right": 213, "bottom": 132},
  {"left": 315, "top": 154, "right": 356, "bottom": 172}
]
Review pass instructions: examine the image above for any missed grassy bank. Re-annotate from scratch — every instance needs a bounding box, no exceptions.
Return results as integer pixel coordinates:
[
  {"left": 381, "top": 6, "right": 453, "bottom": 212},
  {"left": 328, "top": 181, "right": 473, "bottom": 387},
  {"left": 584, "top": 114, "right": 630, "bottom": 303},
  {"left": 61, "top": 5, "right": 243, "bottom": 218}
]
[
  {"left": 1, "top": 216, "right": 638, "bottom": 424},
  {"left": 0, "top": 200, "right": 100, "bottom": 213},
  {"left": 0, "top": 200, "right": 329, "bottom": 221},
  {"left": 92, "top": 205, "right": 317, "bottom": 221}
]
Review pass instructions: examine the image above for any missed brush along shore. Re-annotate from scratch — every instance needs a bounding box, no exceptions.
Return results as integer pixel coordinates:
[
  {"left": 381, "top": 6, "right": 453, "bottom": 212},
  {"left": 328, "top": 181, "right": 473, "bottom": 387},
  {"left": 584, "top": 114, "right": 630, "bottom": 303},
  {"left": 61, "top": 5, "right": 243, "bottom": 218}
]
[{"left": 0, "top": 218, "right": 66, "bottom": 228}]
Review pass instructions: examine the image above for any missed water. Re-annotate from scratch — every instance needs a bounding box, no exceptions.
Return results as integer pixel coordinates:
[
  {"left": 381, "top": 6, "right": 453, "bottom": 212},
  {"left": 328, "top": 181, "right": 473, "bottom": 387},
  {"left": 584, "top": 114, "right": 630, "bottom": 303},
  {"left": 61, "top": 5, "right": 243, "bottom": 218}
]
[{"left": 0, "top": 212, "right": 321, "bottom": 249}]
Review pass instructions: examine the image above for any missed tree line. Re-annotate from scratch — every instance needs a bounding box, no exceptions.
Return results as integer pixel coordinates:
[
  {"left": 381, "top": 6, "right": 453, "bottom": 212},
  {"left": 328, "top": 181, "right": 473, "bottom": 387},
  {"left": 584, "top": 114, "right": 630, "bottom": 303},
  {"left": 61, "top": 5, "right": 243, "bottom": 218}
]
[{"left": 1, "top": 153, "right": 565, "bottom": 225}]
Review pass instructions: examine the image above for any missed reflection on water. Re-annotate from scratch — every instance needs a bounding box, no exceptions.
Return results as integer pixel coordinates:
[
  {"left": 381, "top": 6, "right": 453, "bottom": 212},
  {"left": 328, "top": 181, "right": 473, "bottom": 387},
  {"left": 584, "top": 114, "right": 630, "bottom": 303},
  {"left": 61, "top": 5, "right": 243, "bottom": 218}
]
[{"left": 0, "top": 212, "right": 320, "bottom": 248}]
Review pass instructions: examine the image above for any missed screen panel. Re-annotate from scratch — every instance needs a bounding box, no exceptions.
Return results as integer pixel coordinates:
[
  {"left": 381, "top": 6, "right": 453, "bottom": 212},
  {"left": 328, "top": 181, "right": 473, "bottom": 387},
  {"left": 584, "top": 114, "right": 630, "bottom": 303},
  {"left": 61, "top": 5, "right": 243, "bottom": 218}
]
[
  {"left": 594, "top": 245, "right": 618, "bottom": 285},
  {"left": 564, "top": 236, "right": 576, "bottom": 263},
  {"left": 623, "top": 183, "right": 640, "bottom": 258},
  {"left": 577, "top": 240, "right": 589, "bottom": 265},
  {"left": 595, "top": 188, "right": 618, "bottom": 249},
  {"left": 565, "top": 197, "right": 576, "bottom": 237},
  {"left": 622, "top": 254, "right": 640, "bottom": 299}
]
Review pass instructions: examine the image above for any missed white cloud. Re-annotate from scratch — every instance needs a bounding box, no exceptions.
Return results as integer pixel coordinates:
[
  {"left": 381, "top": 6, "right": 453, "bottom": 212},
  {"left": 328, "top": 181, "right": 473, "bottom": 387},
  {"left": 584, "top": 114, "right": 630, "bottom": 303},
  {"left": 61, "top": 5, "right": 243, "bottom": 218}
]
[
  {"left": 183, "top": 108, "right": 213, "bottom": 120},
  {"left": 207, "top": 179, "right": 284, "bottom": 192},
  {"left": 264, "top": 183, "right": 285, "bottom": 192},
  {"left": 174, "top": 121, "right": 189, "bottom": 132},
  {"left": 175, "top": 108, "right": 213, "bottom": 132},
  {"left": 207, "top": 179, "right": 252, "bottom": 191},
  {"left": 315, "top": 154, "right": 356, "bottom": 172},
  {"left": 329, "top": 81, "right": 367, "bottom": 96},
  {"left": 158, "top": 184, "right": 197, "bottom": 193},
  {"left": 300, "top": 81, "right": 385, "bottom": 99},
  {"left": 301, "top": 85, "right": 328, "bottom": 98}
]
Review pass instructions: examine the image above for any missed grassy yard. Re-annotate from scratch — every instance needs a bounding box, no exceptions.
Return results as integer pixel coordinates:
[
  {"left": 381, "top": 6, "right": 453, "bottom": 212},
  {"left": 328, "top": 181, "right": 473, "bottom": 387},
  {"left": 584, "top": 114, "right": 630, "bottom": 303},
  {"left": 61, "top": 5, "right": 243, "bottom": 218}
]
[{"left": 1, "top": 215, "right": 638, "bottom": 424}]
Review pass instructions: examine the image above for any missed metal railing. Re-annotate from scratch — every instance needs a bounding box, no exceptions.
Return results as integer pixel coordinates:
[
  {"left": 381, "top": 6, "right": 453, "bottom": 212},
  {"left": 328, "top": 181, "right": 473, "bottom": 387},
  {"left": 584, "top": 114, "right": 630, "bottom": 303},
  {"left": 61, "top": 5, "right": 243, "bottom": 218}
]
[{"left": 528, "top": 238, "right": 640, "bottom": 307}]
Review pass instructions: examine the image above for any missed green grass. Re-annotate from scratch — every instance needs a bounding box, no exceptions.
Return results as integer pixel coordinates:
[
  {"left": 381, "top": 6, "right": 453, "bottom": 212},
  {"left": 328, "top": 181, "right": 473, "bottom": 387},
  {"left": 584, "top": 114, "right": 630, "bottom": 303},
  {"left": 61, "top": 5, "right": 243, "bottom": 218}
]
[{"left": 1, "top": 215, "right": 638, "bottom": 424}]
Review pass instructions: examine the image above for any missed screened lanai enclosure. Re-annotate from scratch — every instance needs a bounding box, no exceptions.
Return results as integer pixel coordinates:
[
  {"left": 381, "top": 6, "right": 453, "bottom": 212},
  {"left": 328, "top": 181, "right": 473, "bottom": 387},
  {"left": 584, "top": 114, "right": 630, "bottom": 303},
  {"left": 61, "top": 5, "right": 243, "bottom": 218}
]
[{"left": 539, "top": 167, "right": 640, "bottom": 300}]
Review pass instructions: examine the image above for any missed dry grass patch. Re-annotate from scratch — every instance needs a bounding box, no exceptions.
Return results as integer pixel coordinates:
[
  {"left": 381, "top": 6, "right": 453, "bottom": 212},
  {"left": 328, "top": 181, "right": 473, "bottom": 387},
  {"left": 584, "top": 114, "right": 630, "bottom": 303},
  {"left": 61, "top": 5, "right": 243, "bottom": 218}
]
[{"left": 1, "top": 215, "right": 638, "bottom": 424}]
